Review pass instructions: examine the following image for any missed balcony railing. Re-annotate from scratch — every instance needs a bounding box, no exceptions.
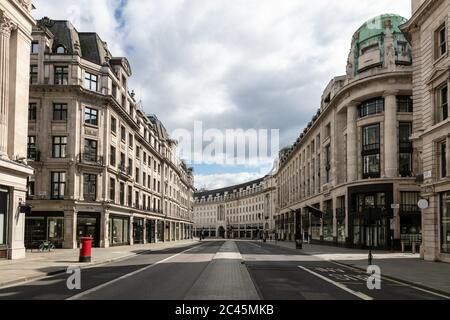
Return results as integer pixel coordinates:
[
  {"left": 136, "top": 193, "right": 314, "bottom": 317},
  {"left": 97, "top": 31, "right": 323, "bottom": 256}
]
[{"left": 79, "top": 153, "right": 104, "bottom": 166}]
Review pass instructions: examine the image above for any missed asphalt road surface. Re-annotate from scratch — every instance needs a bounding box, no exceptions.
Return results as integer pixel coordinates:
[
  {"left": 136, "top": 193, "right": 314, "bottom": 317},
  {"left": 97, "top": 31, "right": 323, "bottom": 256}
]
[{"left": 0, "top": 240, "right": 448, "bottom": 300}]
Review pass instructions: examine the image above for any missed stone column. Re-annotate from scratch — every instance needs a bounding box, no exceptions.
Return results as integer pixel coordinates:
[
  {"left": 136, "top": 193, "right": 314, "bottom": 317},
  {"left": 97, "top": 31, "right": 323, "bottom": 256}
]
[
  {"left": 384, "top": 91, "right": 399, "bottom": 178},
  {"left": 346, "top": 103, "right": 358, "bottom": 182},
  {"left": 129, "top": 216, "right": 134, "bottom": 246},
  {"left": 64, "top": 209, "right": 77, "bottom": 249},
  {"left": 0, "top": 14, "right": 15, "bottom": 158},
  {"left": 101, "top": 208, "right": 110, "bottom": 248}
]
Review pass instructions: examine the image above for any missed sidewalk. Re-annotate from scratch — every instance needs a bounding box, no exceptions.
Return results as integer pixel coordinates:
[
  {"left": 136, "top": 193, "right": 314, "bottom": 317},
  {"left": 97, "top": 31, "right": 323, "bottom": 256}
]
[
  {"left": 0, "top": 240, "right": 198, "bottom": 289},
  {"left": 267, "top": 240, "right": 450, "bottom": 295}
]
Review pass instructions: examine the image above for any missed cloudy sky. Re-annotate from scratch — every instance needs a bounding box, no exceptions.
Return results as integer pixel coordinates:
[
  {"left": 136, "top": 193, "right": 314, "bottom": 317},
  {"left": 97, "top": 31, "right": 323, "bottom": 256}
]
[{"left": 32, "top": 0, "right": 411, "bottom": 190}]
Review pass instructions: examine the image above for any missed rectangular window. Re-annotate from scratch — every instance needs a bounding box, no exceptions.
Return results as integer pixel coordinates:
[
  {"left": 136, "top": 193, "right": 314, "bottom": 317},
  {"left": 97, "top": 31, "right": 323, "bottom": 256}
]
[
  {"left": 400, "top": 192, "right": 420, "bottom": 214},
  {"left": 437, "top": 24, "right": 447, "bottom": 58},
  {"left": 27, "top": 176, "right": 35, "bottom": 198},
  {"left": 112, "top": 84, "right": 117, "bottom": 99},
  {"left": 135, "top": 167, "right": 140, "bottom": 184},
  {"left": 119, "top": 152, "right": 126, "bottom": 172},
  {"left": 118, "top": 182, "right": 124, "bottom": 206},
  {"left": 111, "top": 116, "right": 117, "bottom": 134},
  {"left": 143, "top": 173, "right": 146, "bottom": 187},
  {"left": 51, "top": 172, "right": 66, "bottom": 200},
  {"left": 128, "top": 186, "right": 133, "bottom": 207},
  {"left": 84, "top": 139, "right": 98, "bottom": 162},
  {"left": 135, "top": 191, "right": 139, "bottom": 209},
  {"left": 358, "top": 98, "right": 384, "bottom": 118},
  {"left": 28, "top": 103, "right": 37, "bottom": 121},
  {"left": 325, "top": 145, "right": 331, "bottom": 183},
  {"left": 31, "top": 41, "right": 39, "bottom": 54},
  {"left": 128, "top": 159, "right": 133, "bottom": 176},
  {"left": 136, "top": 146, "right": 140, "bottom": 159},
  {"left": 121, "top": 126, "right": 126, "bottom": 142},
  {"left": 362, "top": 124, "right": 380, "bottom": 179},
  {"left": 30, "top": 65, "right": 38, "bottom": 85},
  {"left": 399, "top": 122, "right": 413, "bottom": 177},
  {"left": 397, "top": 96, "right": 413, "bottom": 113},
  {"left": 438, "top": 85, "right": 448, "bottom": 122},
  {"left": 109, "top": 178, "right": 116, "bottom": 202},
  {"left": 83, "top": 174, "right": 97, "bottom": 201},
  {"left": 52, "top": 136, "right": 67, "bottom": 158},
  {"left": 441, "top": 192, "right": 450, "bottom": 253},
  {"left": 27, "top": 136, "right": 37, "bottom": 160},
  {"left": 53, "top": 103, "right": 68, "bottom": 121},
  {"left": 362, "top": 124, "right": 381, "bottom": 152},
  {"left": 84, "top": 72, "right": 98, "bottom": 91},
  {"left": 54, "top": 66, "right": 68, "bottom": 85},
  {"left": 110, "top": 145, "right": 116, "bottom": 167},
  {"left": 440, "top": 141, "right": 447, "bottom": 178},
  {"left": 84, "top": 107, "right": 98, "bottom": 126},
  {"left": 129, "top": 133, "right": 133, "bottom": 149}
]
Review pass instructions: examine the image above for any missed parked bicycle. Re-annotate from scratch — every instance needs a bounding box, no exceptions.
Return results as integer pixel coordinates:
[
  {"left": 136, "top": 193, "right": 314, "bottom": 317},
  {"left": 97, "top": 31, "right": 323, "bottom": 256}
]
[{"left": 38, "top": 241, "right": 55, "bottom": 252}]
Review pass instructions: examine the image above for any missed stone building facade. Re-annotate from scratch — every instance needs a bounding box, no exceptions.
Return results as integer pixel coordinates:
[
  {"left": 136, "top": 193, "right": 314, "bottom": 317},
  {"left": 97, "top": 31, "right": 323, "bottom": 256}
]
[
  {"left": 275, "top": 14, "right": 421, "bottom": 251},
  {"left": 402, "top": 0, "right": 450, "bottom": 262},
  {"left": 193, "top": 174, "right": 277, "bottom": 240},
  {"left": 25, "top": 18, "right": 194, "bottom": 250},
  {"left": 0, "top": 0, "right": 34, "bottom": 259}
]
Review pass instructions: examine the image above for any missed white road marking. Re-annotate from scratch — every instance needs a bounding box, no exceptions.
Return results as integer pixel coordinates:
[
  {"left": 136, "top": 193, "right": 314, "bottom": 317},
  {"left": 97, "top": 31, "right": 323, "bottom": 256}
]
[
  {"left": 66, "top": 243, "right": 204, "bottom": 300},
  {"left": 328, "top": 260, "right": 450, "bottom": 300},
  {"left": 298, "top": 266, "right": 374, "bottom": 300}
]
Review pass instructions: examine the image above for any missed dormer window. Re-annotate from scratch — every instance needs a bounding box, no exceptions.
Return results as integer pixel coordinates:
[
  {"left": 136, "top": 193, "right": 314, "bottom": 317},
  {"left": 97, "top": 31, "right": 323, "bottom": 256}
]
[{"left": 56, "top": 45, "right": 66, "bottom": 54}]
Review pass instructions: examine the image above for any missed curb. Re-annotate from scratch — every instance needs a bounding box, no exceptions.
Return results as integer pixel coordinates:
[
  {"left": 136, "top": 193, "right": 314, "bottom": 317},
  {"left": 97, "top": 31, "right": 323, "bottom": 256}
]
[{"left": 0, "top": 241, "right": 199, "bottom": 289}]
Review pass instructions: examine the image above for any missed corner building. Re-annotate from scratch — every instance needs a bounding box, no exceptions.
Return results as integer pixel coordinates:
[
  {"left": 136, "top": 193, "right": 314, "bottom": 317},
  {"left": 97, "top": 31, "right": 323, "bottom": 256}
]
[
  {"left": 0, "top": 0, "right": 34, "bottom": 259},
  {"left": 25, "top": 18, "right": 194, "bottom": 249},
  {"left": 276, "top": 14, "right": 421, "bottom": 250},
  {"left": 402, "top": 0, "right": 450, "bottom": 262},
  {"left": 193, "top": 174, "right": 277, "bottom": 240}
]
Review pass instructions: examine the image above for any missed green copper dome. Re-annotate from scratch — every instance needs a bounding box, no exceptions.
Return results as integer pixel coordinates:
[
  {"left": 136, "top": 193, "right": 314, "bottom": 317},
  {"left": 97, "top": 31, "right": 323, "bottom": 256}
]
[
  {"left": 349, "top": 14, "right": 411, "bottom": 75},
  {"left": 354, "top": 14, "right": 408, "bottom": 44}
]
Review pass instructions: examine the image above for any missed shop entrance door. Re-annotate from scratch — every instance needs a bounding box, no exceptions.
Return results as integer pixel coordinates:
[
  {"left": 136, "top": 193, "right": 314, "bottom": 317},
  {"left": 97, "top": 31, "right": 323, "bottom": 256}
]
[
  {"left": 77, "top": 214, "right": 100, "bottom": 247},
  {"left": 353, "top": 193, "right": 389, "bottom": 249},
  {"left": 0, "top": 188, "right": 9, "bottom": 258}
]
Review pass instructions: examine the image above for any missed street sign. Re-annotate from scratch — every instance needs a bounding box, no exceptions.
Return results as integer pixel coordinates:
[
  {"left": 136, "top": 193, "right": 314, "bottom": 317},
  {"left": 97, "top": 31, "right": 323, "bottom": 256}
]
[
  {"left": 391, "top": 204, "right": 400, "bottom": 209},
  {"left": 423, "top": 171, "right": 432, "bottom": 179},
  {"left": 418, "top": 199, "right": 429, "bottom": 210}
]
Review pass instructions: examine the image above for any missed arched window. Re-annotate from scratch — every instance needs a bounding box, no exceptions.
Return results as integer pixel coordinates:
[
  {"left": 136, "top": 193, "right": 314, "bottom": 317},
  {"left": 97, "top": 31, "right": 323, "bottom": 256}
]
[{"left": 56, "top": 45, "right": 65, "bottom": 54}]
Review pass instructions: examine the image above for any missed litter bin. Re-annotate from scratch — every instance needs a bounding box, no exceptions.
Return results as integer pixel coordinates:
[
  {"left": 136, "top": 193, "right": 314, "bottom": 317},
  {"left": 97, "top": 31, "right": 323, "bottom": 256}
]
[
  {"left": 79, "top": 237, "right": 93, "bottom": 263},
  {"left": 295, "top": 239, "right": 303, "bottom": 249}
]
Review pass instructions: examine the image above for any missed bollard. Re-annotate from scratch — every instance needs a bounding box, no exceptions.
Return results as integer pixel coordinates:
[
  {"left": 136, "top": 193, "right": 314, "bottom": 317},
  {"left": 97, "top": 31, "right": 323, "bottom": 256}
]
[
  {"left": 412, "top": 241, "right": 416, "bottom": 254},
  {"left": 401, "top": 241, "right": 405, "bottom": 253}
]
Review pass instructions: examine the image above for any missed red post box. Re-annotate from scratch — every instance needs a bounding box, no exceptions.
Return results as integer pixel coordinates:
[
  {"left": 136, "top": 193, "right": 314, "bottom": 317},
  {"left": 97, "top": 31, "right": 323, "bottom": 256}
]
[{"left": 79, "top": 237, "right": 93, "bottom": 263}]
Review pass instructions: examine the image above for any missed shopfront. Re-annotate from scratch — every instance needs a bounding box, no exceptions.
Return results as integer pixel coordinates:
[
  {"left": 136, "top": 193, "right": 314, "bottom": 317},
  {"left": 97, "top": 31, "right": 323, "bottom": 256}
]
[
  {"left": 348, "top": 184, "right": 393, "bottom": 250},
  {"left": 77, "top": 213, "right": 100, "bottom": 247},
  {"left": 157, "top": 220, "right": 164, "bottom": 242},
  {"left": 323, "top": 200, "right": 334, "bottom": 242},
  {"left": 336, "top": 196, "right": 346, "bottom": 244},
  {"left": 25, "top": 212, "right": 64, "bottom": 248},
  {"left": 0, "top": 187, "right": 8, "bottom": 259},
  {"left": 441, "top": 191, "right": 450, "bottom": 254},
  {"left": 146, "top": 219, "right": 156, "bottom": 243},
  {"left": 109, "top": 215, "right": 129, "bottom": 246},
  {"left": 133, "top": 218, "right": 144, "bottom": 244}
]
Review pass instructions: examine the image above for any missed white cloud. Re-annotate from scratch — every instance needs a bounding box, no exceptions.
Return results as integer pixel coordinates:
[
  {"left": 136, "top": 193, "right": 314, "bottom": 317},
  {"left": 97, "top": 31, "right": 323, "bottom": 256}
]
[
  {"left": 195, "top": 172, "right": 265, "bottom": 190},
  {"left": 32, "top": 0, "right": 412, "bottom": 189}
]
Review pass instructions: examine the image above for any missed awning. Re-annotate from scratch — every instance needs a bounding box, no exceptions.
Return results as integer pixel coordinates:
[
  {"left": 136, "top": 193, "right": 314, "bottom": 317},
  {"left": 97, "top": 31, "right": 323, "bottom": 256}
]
[{"left": 306, "top": 205, "right": 324, "bottom": 219}]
